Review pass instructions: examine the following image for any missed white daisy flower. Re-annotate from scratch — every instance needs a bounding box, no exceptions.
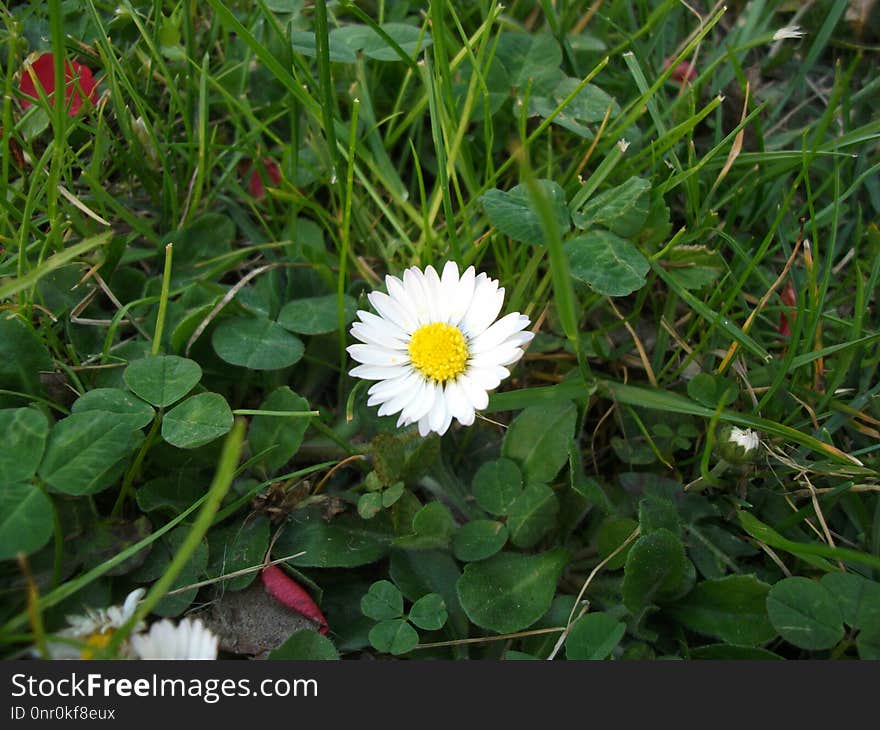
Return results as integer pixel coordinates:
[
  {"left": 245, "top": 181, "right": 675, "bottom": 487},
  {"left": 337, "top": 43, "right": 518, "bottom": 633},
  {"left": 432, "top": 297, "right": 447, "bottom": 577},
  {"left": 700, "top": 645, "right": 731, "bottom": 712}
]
[
  {"left": 131, "top": 617, "right": 218, "bottom": 660},
  {"left": 348, "top": 262, "right": 533, "bottom": 436},
  {"left": 42, "top": 588, "right": 145, "bottom": 659}
]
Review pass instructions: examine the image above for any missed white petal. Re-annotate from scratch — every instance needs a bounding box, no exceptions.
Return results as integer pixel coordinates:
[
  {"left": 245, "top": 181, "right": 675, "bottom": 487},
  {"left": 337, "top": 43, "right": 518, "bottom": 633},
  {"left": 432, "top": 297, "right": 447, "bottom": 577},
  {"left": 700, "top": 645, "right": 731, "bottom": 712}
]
[
  {"left": 368, "top": 375, "right": 411, "bottom": 399},
  {"left": 471, "top": 345, "right": 526, "bottom": 368},
  {"left": 351, "top": 322, "right": 409, "bottom": 351},
  {"left": 368, "top": 290, "right": 417, "bottom": 333},
  {"left": 444, "top": 380, "right": 475, "bottom": 425},
  {"left": 375, "top": 372, "right": 422, "bottom": 416},
  {"left": 436, "top": 409, "right": 454, "bottom": 436},
  {"left": 466, "top": 365, "right": 509, "bottom": 391},
  {"left": 367, "top": 291, "right": 416, "bottom": 334},
  {"left": 502, "top": 331, "right": 535, "bottom": 349},
  {"left": 405, "top": 379, "right": 439, "bottom": 424},
  {"left": 355, "top": 310, "right": 409, "bottom": 341},
  {"left": 402, "top": 267, "right": 434, "bottom": 325},
  {"left": 460, "top": 275, "right": 504, "bottom": 337},
  {"left": 449, "top": 266, "right": 476, "bottom": 326},
  {"left": 469, "top": 312, "right": 531, "bottom": 354},
  {"left": 457, "top": 372, "right": 489, "bottom": 411},
  {"left": 440, "top": 261, "right": 460, "bottom": 295},
  {"left": 131, "top": 618, "right": 218, "bottom": 660},
  {"left": 457, "top": 408, "right": 475, "bottom": 426},
  {"left": 347, "top": 344, "right": 409, "bottom": 368},
  {"left": 428, "top": 393, "right": 448, "bottom": 433},
  {"left": 369, "top": 371, "right": 421, "bottom": 408},
  {"left": 349, "top": 363, "right": 412, "bottom": 380},
  {"left": 417, "top": 416, "right": 432, "bottom": 437},
  {"left": 385, "top": 274, "right": 422, "bottom": 329},
  {"left": 422, "top": 264, "right": 446, "bottom": 322}
]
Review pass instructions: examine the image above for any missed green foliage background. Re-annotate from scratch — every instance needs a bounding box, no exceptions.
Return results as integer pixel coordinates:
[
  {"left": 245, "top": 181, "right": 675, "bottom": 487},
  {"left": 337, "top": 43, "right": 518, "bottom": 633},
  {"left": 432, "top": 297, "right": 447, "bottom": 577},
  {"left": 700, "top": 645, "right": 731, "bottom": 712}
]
[{"left": 0, "top": 0, "right": 878, "bottom": 660}]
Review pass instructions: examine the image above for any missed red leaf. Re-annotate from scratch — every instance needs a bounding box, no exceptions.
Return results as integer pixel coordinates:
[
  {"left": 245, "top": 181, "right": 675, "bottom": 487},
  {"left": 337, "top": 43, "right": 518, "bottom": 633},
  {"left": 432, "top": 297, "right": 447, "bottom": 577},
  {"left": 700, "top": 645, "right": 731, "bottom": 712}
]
[
  {"left": 19, "top": 53, "right": 98, "bottom": 116},
  {"left": 247, "top": 158, "right": 282, "bottom": 200},
  {"left": 261, "top": 565, "right": 328, "bottom": 634}
]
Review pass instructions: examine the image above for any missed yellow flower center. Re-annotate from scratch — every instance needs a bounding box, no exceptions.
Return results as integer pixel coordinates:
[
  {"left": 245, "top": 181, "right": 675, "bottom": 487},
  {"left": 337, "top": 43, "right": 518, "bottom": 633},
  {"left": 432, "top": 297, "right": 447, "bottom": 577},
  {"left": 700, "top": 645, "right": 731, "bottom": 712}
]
[
  {"left": 408, "top": 322, "right": 469, "bottom": 383},
  {"left": 80, "top": 629, "right": 113, "bottom": 660}
]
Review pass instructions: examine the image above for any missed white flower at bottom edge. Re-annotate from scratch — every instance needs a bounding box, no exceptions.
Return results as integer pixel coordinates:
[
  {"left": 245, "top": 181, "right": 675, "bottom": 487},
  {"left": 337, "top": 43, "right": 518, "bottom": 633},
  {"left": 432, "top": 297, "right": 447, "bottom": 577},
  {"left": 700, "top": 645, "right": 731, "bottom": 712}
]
[
  {"left": 131, "top": 618, "right": 218, "bottom": 660},
  {"left": 41, "top": 588, "right": 146, "bottom": 659},
  {"left": 347, "top": 262, "right": 534, "bottom": 437}
]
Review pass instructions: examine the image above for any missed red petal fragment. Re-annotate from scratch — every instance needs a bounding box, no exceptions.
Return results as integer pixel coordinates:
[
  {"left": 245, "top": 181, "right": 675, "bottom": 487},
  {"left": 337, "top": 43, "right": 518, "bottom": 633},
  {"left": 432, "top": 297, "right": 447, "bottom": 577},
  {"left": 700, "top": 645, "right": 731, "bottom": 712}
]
[
  {"left": 261, "top": 565, "right": 329, "bottom": 635},
  {"left": 19, "top": 52, "right": 98, "bottom": 116},
  {"left": 247, "top": 158, "right": 282, "bottom": 200},
  {"left": 663, "top": 57, "right": 697, "bottom": 83},
  {"left": 778, "top": 312, "right": 791, "bottom": 338},
  {"left": 780, "top": 280, "right": 797, "bottom": 307}
]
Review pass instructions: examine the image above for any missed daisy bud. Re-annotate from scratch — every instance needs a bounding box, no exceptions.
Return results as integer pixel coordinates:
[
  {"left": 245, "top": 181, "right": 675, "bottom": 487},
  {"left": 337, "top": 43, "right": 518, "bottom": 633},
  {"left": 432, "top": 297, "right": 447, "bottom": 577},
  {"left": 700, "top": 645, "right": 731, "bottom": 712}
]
[
  {"left": 772, "top": 25, "right": 806, "bottom": 41},
  {"left": 716, "top": 424, "right": 761, "bottom": 465}
]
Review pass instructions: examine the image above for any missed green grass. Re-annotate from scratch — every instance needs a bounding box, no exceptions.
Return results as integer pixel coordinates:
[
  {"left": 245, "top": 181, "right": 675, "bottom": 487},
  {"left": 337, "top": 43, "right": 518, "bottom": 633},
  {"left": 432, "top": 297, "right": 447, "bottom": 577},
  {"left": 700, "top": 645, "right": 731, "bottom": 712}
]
[{"left": 0, "top": 1, "right": 878, "bottom": 661}]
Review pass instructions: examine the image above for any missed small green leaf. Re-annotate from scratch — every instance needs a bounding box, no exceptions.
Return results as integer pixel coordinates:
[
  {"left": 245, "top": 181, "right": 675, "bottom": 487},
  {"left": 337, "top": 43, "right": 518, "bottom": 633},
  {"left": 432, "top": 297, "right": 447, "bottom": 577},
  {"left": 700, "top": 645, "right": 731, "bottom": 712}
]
[
  {"left": 528, "top": 78, "right": 620, "bottom": 138},
  {"left": 766, "top": 577, "right": 845, "bottom": 650},
  {"left": 161, "top": 393, "right": 233, "bottom": 449},
  {"left": 638, "top": 496, "right": 680, "bottom": 536},
  {"left": 857, "top": 625, "right": 880, "bottom": 660},
  {"left": 0, "top": 483, "right": 54, "bottom": 561},
  {"left": 248, "top": 387, "right": 312, "bottom": 474},
  {"left": 408, "top": 593, "right": 447, "bottom": 631},
  {"left": 135, "top": 475, "right": 204, "bottom": 515},
  {"left": 452, "top": 520, "right": 508, "bottom": 562},
  {"left": 382, "top": 482, "right": 405, "bottom": 508},
  {"left": 507, "top": 483, "right": 559, "bottom": 549},
  {"left": 819, "top": 572, "right": 880, "bottom": 630},
  {"left": 390, "top": 549, "right": 468, "bottom": 639},
  {"left": 479, "top": 180, "right": 570, "bottom": 246},
  {"left": 666, "top": 575, "right": 776, "bottom": 646},
  {"left": 165, "top": 213, "right": 234, "bottom": 267},
  {"left": 622, "top": 528, "right": 687, "bottom": 612},
  {"left": 359, "top": 23, "right": 433, "bottom": 62},
  {"left": 211, "top": 317, "right": 304, "bottom": 370},
  {"left": 275, "top": 507, "right": 394, "bottom": 568},
  {"left": 0, "top": 317, "right": 53, "bottom": 395},
  {"left": 39, "top": 413, "right": 138, "bottom": 495},
  {"left": 278, "top": 294, "right": 357, "bottom": 335},
  {"left": 361, "top": 580, "right": 404, "bottom": 621},
  {"left": 495, "top": 32, "right": 562, "bottom": 91},
  {"left": 71, "top": 388, "right": 155, "bottom": 431},
  {"left": 368, "top": 619, "right": 419, "bottom": 655},
  {"left": 290, "top": 30, "right": 357, "bottom": 63},
  {"left": 472, "top": 458, "right": 523, "bottom": 516},
  {"left": 686, "top": 373, "right": 737, "bottom": 409},
  {"left": 206, "top": 516, "right": 270, "bottom": 591},
  {"left": 457, "top": 549, "right": 569, "bottom": 634},
  {"left": 663, "top": 246, "right": 726, "bottom": 291},
  {"left": 565, "top": 231, "right": 649, "bottom": 297},
  {"left": 357, "top": 492, "right": 383, "bottom": 519},
  {"left": 268, "top": 629, "right": 340, "bottom": 659},
  {"left": 0, "top": 407, "right": 49, "bottom": 484},
  {"left": 572, "top": 177, "right": 650, "bottom": 236},
  {"left": 393, "top": 502, "right": 457, "bottom": 550},
  {"left": 597, "top": 518, "right": 639, "bottom": 570},
  {"left": 565, "top": 612, "right": 626, "bottom": 660},
  {"left": 502, "top": 401, "right": 577, "bottom": 484},
  {"left": 123, "top": 355, "right": 202, "bottom": 407}
]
